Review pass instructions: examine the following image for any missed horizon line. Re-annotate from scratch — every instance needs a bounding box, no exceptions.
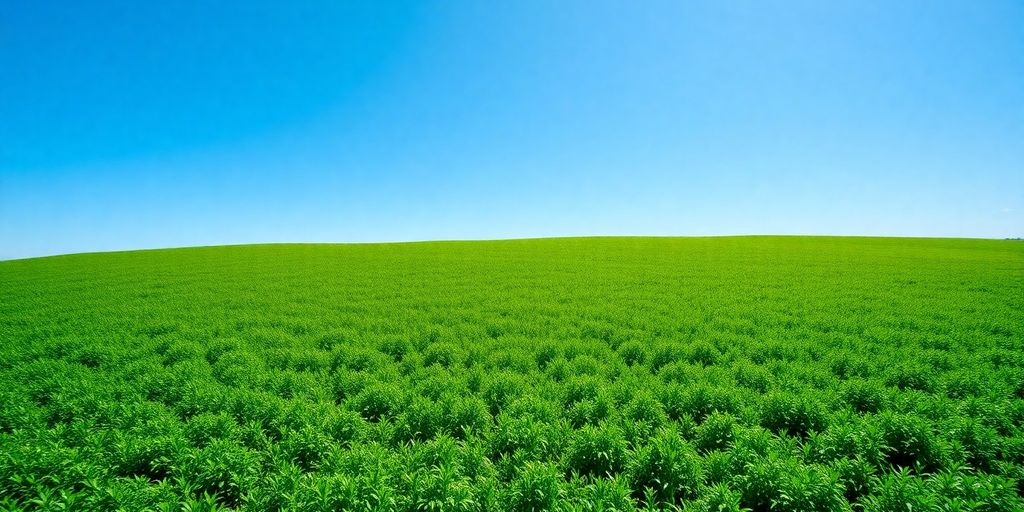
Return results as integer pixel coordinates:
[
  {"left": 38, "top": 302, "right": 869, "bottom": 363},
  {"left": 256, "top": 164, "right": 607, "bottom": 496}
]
[{"left": 3, "top": 233, "right": 1019, "bottom": 263}]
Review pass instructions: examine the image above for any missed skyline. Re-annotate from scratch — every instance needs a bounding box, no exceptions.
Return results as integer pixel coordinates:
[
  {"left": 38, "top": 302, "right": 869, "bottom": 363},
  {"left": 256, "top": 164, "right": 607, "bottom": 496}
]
[{"left": 3, "top": 0, "right": 1023, "bottom": 260}]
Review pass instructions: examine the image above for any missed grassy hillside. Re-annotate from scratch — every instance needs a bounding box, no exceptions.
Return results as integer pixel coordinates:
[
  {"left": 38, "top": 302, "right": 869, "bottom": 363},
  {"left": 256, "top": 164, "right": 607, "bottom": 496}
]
[{"left": 1, "top": 237, "right": 1023, "bottom": 511}]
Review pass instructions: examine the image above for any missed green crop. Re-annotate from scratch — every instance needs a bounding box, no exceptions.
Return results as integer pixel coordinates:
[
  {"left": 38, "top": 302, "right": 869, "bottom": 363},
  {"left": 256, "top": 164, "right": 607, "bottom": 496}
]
[{"left": 1, "top": 236, "right": 1022, "bottom": 511}]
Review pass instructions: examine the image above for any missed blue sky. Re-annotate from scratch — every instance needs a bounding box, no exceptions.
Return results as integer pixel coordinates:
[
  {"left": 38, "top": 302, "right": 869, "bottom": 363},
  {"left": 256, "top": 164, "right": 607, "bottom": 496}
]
[{"left": 2, "top": 0, "right": 1022, "bottom": 259}]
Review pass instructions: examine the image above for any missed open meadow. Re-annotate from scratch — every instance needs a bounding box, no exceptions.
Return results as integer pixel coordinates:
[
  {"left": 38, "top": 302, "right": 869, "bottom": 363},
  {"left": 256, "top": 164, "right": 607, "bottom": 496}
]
[{"left": 1, "top": 236, "right": 1022, "bottom": 511}]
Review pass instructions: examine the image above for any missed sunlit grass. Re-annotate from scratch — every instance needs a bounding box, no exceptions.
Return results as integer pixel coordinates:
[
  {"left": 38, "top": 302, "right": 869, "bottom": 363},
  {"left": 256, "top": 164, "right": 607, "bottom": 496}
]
[{"left": 1, "top": 236, "right": 1022, "bottom": 511}]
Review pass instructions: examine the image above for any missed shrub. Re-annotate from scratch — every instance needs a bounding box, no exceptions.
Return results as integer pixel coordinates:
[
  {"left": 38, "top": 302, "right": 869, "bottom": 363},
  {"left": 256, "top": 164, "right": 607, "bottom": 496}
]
[
  {"left": 422, "top": 342, "right": 465, "bottom": 369},
  {"left": 184, "top": 412, "right": 239, "bottom": 448},
  {"left": 617, "top": 341, "right": 648, "bottom": 367},
  {"left": 695, "top": 412, "right": 736, "bottom": 454},
  {"left": 942, "top": 369, "right": 985, "bottom": 400},
  {"left": 110, "top": 432, "right": 182, "bottom": 480},
  {"left": 281, "top": 425, "right": 334, "bottom": 471},
  {"left": 173, "top": 439, "right": 260, "bottom": 508},
  {"left": 840, "top": 379, "right": 886, "bottom": 413},
  {"left": 490, "top": 348, "right": 535, "bottom": 373},
  {"left": 947, "top": 417, "right": 999, "bottom": 472},
  {"left": 544, "top": 357, "right": 571, "bottom": 382},
  {"left": 398, "top": 395, "right": 443, "bottom": 441},
  {"left": 932, "top": 471, "right": 1024, "bottom": 512},
  {"left": 695, "top": 483, "right": 745, "bottom": 512},
  {"left": 331, "top": 344, "right": 391, "bottom": 373},
  {"left": 733, "top": 454, "right": 847, "bottom": 512},
  {"left": 622, "top": 390, "right": 667, "bottom": 428},
  {"left": 811, "top": 419, "right": 885, "bottom": 466},
  {"left": 483, "top": 372, "right": 527, "bottom": 415},
  {"left": 827, "top": 350, "right": 871, "bottom": 380},
  {"left": 626, "top": 428, "right": 702, "bottom": 505},
  {"left": 534, "top": 343, "right": 559, "bottom": 370},
  {"left": 770, "top": 462, "right": 847, "bottom": 512},
  {"left": 349, "top": 382, "right": 404, "bottom": 421},
  {"left": 831, "top": 456, "right": 875, "bottom": 502},
  {"left": 569, "top": 355, "right": 602, "bottom": 377},
  {"left": 665, "top": 385, "right": 739, "bottom": 422},
  {"left": 734, "top": 455, "right": 788, "bottom": 512},
  {"left": 564, "top": 424, "right": 628, "bottom": 478},
  {"left": 442, "top": 394, "right": 491, "bottom": 439},
  {"left": 506, "top": 461, "right": 563, "bottom": 512},
  {"left": 565, "top": 396, "right": 614, "bottom": 428},
  {"left": 702, "top": 450, "right": 733, "bottom": 486},
  {"left": 571, "top": 473, "right": 636, "bottom": 512},
  {"left": 648, "top": 343, "right": 683, "bottom": 372},
  {"left": 378, "top": 337, "right": 411, "bottom": 361},
  {"left": 885, "top": 363, "right": 935, "bottom": 393},
  {"left": 211, "top": 351, "right": 265, "bottom": 387},
  {"left": 876, "top": 412, "right": 944, "bottom": 473},
  {"left": 686, "top": 342, "right": 721, "bottom": 367},
  {"left": 860, "top": 468, "right": 937, "bottom": 512},
  {"left": 489, "top": 416, "right": 547, "bottom": 460},
  {"left": 759, "top": 391, "right": 827, "bottom": 437},
  {"left": 415, "top": 368, "right": 463, "bottom": 401},
  {"left": 562, "top": 376, "right": 602, "bottom": 407},
  {"left": 312, "top": 409, "right": 361, "bottom": 447},
  {"left": 733, "top": 361, "right": 773, "bottom": 392}
]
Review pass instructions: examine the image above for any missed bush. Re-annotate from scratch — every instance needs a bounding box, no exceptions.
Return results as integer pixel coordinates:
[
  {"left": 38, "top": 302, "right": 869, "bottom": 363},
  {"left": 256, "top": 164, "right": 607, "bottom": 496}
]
[
  {"left": 570, "top": 473, "right": 636, "bottom": 512},
  {"left": 733, "top": 361, "right": 773, "bottom": 392},
  {"left": 885, "top": 363, "right": 935, "bottom": 393},
  {"left": 811, "top": 419, "right": 885, "bottom": 466},
  {"left": 840, "top": 379, "right": 886, "bottom": 413},
  {"left": 943, "top": 369, "right": 985, "bottom": 399},
  {"left": 184, "top": 412, "right": 238, "bottom": 448},
  {"left": 661, "top": 384, "right": 738, "bottom": 422},
  {"left": 565, "top": 396, "right": 614, "bottom": 428},
  {"left": 770, "top": 462, "right": 847, "bottom": 512},
  {"left": 622, "top": 390, "right": 667, "bottom": 428},
  {"left": 876, "top": 412, "right": 944, "bottom": 473},
  {"left": 626, "top": 428, "right": 702, "bottom": 505},
  {"left": 378, "top": 337, "right": 411, "bottom": 361},
  {"left": 533, "top": 342, "right": 560, "bottom": 370},
  {"left": 617, "top": 341, "right": 648, "bottom": 367},
  {"left": 831, "top": 456, "right": 875, "bottom": 502},
  {"left": 695, "top": 483, "right": 745, "bottom": 512},
  {"left": 734, "top": 455, "right": 847, "bottom": 512},
  {"left": 331, "top": 345, "right": 390, "bottom": 373},
  {"left": 490, "top": 348, "right": 536, "bottom": 373},
  {"left": 173, "top": 439, "right": 260, "bottom": 508},
  {"left": 648, "top": 343, "right": 683, "bottom": 372},
  {"left": 564, "top": 424, "right": 628, "bottom": 478},
  {"left": 759, "top": 391, "right": 827, "bottom": 437},
  {"left": 422, "top": 342, "right": 465, "bottom": 368},
  {"left": 562, "top": 376, "right": 601, "bottom": 407},
  {"left": 489, "top": 416, "right": 548, "bottom": 460},
  {"left": 702, "top": 450, "right": 733, "bottom": 486},
  {"left": 695, "top": 412, "right": 736, "bottom": 454},
  {"left": 442, "top": 394, "right": 491, "bottom": 439},
  {"left": 281, "top": 425, "right": 334, "bottom": 471},
  {"left": 687, "top": 342, "right": 721, "bottom": 367},
  {"left": 860, "top": 468, "right": 937, "bottom": 512},
  {"left": 349, "top": 382, "right": 404, "bottom": 421},
  {"left": 506, "top": 461, "right": 563, "bottom": 512},
  {"left": 947, "top": 417, "right": 999, "bottom": 472},
  {"left": 398, "top": 395, "right": 443, "bottom": 441},
  {"left": 484, "top": 372, "right": 527, "bottom": 415}
]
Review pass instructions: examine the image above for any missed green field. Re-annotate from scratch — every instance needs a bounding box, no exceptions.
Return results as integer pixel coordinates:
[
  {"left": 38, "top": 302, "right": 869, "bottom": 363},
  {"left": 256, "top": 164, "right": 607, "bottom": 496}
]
[{"left": 1, "top": 237, "right": 1022, "bottom": 511}]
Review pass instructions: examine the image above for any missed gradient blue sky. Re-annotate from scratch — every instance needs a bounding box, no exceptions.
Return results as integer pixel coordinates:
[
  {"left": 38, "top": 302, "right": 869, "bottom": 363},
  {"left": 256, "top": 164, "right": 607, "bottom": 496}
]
[{"left": 2, "top": 1, "right": 1022, "bottom": 259}]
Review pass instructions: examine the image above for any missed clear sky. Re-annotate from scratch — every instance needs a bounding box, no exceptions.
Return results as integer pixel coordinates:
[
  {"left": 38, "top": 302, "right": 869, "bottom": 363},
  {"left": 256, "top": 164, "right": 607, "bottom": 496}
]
[{"left": 2, "top": 1, "right": 1022, "bottom": 259}]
